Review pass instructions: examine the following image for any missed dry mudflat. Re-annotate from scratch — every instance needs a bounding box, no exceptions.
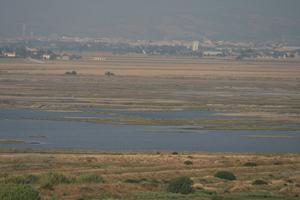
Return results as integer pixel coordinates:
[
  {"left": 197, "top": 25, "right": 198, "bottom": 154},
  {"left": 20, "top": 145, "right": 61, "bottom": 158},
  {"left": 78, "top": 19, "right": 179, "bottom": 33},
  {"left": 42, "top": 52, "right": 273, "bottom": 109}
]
[{"left": 0, "top": 57, "right": 299, "bottom": 129}]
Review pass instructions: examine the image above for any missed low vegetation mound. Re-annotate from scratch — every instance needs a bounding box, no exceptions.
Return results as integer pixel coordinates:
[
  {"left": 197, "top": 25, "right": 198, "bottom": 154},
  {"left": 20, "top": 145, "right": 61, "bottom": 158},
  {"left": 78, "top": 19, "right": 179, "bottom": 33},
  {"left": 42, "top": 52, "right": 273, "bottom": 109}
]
[
  {"left": 184, "top": 160, "right": 193, "bottom": 165},
  {"left": 243, "top": 162, "right": 257, "bottom": 167},
  {"left": 105, "top": 71, "right": 115, "bottom": 77},
  {"left": 167, "top": 176, "right": 194, "bottom": 194},
  {"left": 252, "top": 179, "right": 268, "bottom": 185},
  {"left": 65, "top": 70, "right": 77, "bottom": 75},
  {"left": 124, "top": 178, "right": 147, "bottom": 184},
  {"left": 214, "top": 171, "right": 236, "bottom": 181},
  {"left": 0, "top": 184, "right": 40, "bottom": 200}
]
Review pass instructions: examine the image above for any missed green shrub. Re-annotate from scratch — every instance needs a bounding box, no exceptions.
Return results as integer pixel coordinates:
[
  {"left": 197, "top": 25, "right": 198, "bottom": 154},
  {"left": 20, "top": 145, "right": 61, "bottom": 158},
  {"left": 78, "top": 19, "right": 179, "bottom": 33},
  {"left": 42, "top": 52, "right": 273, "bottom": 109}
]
[
  {"left": 40, "top": 181, "right": 54, "bottom": 190},
  {"left": 5, "top": 174, "right": 40, "bottom": 185},
  {"left": 44, "top": 172, "right": 71, "bottom": 184},
  {"left": 211, "top": 196, "right": 224, "bottom": 200},
  {"left": 167, "top": 176, "right": 194, "bottom": 194},
  {"left": 214, "top": 171, "right": 236, "bottom": 181},
  {"left": 243, "top": 162, "right": 257, "bottom": 167},
  {"left": 172, "top": 152, "right": 179, "bottom": 155},
  {"left": 0, "top": 184, "right": 40, "bottom": 200},
  {"left": 252, "top": 179, "right": 268, "bottom": 185},
  {"left": 147, "top": 179, "right": 160, "bottom": 187},
  {"left": 40, "top": 172, "right": 71, "bottom": 190},
  {"left": 184, "top": 160, "right": 193, "bottom": 165},
  {"left": 77, "top": 174, "right": 104, "bottom": 183},
  {"left": 50, "top": 194, "right": 58, "bottom": 200}
]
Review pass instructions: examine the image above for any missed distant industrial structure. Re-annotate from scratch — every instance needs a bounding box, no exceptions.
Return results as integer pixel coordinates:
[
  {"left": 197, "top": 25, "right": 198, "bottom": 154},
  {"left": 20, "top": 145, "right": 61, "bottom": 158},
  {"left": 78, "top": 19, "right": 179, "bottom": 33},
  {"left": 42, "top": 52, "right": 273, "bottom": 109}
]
[
  {"left": 92, "top": 57, "right": 107, "bottom": 61},
  {"left": 42, "top": 54, "right": 51, "bottom": 60},
  {"left": 22, "top": 24, "right": 26, "bottom": 37},
  {"left": 192, "top": 41, "right": 199, "bottom": 51}
]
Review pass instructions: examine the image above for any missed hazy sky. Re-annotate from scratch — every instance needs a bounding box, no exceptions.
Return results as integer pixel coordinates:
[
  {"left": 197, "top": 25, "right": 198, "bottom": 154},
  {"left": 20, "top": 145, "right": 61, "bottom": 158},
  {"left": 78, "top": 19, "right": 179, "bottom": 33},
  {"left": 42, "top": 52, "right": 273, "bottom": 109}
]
[{"left": 1, "top": 0, "right": 300, "bottom": 41}]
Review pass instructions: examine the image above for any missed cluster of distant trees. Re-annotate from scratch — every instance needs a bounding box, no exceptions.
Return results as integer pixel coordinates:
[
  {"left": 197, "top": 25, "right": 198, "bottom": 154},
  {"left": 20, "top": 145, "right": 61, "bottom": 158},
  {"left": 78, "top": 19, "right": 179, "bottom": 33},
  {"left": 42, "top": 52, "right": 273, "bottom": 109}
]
[
  {"left": 54, "top": 42, "right": 201, "bottom": 56},
  {"left": 0, "top": 40, "right": 202, "bottom": 57}
]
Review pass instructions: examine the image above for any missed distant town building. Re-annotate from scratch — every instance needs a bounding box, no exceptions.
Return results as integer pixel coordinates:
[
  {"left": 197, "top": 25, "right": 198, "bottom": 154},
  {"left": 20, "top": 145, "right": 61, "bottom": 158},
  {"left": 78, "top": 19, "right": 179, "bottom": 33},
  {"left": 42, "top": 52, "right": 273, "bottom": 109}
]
[
  {"left": 93, "top": 57, "right": 106, "bottom": 61},
  {"left": 202, "top": 39, "right": 214, "bottom": 47},
  {"left": 62, "top": 54, "right": 70, "bottom": 60},
  {"left": 192, "top": 41, "right": 199, "bottom": 51},
  {"left": 26, "top": 47, "right": 38, "bottom": 53},
  {"left": 42, "top": 54, "right": 51, "bottom": 60},
  {"left": 3, "top": 52, "right": 16, "bottom": 58},
  {"left": 203, "top": 51, "right": 223, "bottom": 56}
]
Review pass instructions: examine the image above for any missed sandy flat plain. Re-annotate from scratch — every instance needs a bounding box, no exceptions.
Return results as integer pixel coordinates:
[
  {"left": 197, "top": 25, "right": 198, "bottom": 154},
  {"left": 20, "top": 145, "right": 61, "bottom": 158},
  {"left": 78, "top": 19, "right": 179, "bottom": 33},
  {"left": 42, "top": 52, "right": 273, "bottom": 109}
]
[{"left": 0, "top": 57, "right": 299, "bottom": 127}]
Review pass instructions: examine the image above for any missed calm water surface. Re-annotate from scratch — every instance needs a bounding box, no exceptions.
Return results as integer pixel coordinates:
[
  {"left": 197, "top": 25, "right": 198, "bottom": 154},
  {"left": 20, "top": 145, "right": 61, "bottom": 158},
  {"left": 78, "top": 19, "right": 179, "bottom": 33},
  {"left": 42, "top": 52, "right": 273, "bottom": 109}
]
[{"left": 0, "top": 109, "right": 299, "bottom": 152}]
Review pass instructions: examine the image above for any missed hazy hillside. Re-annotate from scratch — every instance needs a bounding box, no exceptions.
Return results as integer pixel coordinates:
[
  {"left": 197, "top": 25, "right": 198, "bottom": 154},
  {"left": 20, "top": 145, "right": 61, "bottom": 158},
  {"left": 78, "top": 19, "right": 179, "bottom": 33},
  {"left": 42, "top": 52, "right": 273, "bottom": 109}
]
[{"left": 1, "top": 0, "right": 300, "bottom": 41}]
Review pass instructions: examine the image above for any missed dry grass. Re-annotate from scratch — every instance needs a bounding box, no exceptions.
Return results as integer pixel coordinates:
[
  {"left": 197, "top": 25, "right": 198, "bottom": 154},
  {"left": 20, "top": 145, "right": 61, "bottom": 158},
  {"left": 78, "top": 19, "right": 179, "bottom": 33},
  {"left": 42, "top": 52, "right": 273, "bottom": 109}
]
[{"left": 0, "top": 151, "right": 300, "bottom": 199}]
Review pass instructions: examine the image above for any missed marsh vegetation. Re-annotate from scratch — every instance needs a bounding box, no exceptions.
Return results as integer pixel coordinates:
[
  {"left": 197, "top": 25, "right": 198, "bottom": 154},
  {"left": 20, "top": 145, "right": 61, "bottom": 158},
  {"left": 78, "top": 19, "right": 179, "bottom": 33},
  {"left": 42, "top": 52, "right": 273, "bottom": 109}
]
[{"left": 0, "top": 151, "right": 299, "bottom": 199}]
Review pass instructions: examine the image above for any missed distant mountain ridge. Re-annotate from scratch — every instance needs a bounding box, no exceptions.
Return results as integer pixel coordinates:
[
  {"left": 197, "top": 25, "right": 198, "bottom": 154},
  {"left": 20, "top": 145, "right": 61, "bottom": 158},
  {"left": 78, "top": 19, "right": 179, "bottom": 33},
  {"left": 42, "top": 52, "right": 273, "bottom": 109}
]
[{"left": 1, "top": 0, "right": 300, "bottom": 42}]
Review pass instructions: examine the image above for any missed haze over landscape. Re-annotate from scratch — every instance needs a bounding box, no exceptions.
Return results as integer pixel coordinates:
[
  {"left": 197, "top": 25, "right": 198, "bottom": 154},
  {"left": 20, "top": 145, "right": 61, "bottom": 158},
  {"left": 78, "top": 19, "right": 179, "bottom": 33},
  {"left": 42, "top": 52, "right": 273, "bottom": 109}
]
[
  {"left": 1, "top": 0, "right": 300, "bottom": 41},
  {"left": 1, "top": 1, "right": 300, "bottom": 199}
]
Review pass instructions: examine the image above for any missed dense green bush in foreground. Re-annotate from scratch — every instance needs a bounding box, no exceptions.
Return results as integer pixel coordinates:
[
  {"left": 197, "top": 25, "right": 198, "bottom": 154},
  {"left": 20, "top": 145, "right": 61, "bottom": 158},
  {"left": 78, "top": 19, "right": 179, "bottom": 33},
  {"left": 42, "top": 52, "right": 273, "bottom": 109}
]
[
  {"left": 0, "top": 184, "right": 40, "bottom": 200},
  {"left": 214, "top": 171, "right": 236, "bottom": 181},
  {"left": 167, "top": 176, "right": 194, "bottom": 194}
]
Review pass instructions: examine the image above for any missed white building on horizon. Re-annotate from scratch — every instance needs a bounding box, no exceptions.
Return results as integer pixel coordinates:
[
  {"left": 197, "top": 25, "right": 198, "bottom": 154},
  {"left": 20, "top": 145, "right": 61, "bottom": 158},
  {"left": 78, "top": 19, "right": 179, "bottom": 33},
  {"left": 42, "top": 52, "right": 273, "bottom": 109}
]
[
  {"left": 4, "top": 52, "right": 16, "bottom": 58},
  {"left": 192, "top": 41, "right": 200, "bottom": 51}
]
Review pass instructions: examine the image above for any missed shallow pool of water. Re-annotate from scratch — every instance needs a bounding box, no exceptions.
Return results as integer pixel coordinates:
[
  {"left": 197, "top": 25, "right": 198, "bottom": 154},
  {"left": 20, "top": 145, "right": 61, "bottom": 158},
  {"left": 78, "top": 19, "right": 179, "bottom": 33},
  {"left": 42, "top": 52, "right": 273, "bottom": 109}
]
[
  {"left": 0, "top": 119, "right": 299, "bottom": 153},
  {"left": 1, "top": 108, "right": 300, "bottom": 152}
]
